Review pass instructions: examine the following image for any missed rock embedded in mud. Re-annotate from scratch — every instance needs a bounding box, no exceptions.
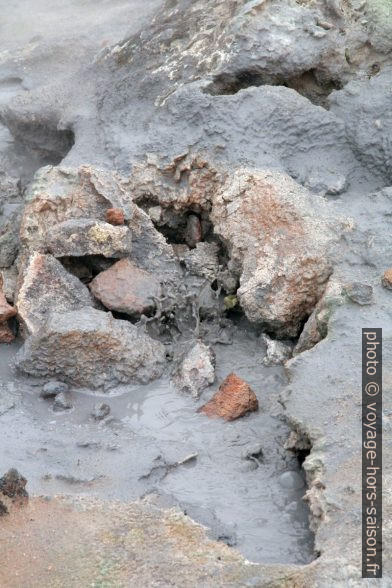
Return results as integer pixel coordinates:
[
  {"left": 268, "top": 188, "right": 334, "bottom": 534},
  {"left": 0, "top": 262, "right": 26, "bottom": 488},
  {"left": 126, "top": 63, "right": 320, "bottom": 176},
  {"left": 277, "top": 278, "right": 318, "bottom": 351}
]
[
  {"left": 45, "top": 219, "right": 132, "bottom": 258},
  {"left": 0, "top": 468, "right": 28, "bottom": 500},
  {"left": 53, "top": 392, "right": 73, "bottom": 412},
  {"left": 293, "top": 279, "right": 344, "bottom": 355},
  {"left": 19, "top": 165, "right": 134, "bottom": 253},
  {"left": 211, "top": 169, "right": 336, "bottom": 337},
  {"left": 40, "top": 381, "right": 69, "bottom": 399},
  {"left": 106, "top": 208, "right": 125, "bottom": 226},
  {"left": 199, "top": 373, "right": 258, "bottom": 421},
  {"left": 15, "top": 307, "right": 166, "bottom": 390},
  {"left": 344, "top": 282, "right": 373, "bottom": 305},
  {"left": 89, "top": 258, "right": 161, "bottom": 318},
  {"left": 92, "top": 403, "right": 111, "bottom": 420},
  {"left": 381, "top": 269, "right": 392, "bottom": 290},
  {"left": 261, "top": 334, "right": 293, "bottom": 366},
  {"left": 171, "top": 340, "right": 215, "bottom": 397},
  {"left": 16, "top": 253, "right": 94, "bottom": 335}
]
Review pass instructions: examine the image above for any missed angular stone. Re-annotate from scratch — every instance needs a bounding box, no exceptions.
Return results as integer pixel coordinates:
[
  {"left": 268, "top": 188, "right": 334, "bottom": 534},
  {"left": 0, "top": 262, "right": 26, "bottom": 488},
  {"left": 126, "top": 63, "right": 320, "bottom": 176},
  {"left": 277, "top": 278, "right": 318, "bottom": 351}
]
[
  {"left": 171, "top": 340, "right": 215, "bottom": 397},
  {"left": 89, "top": 258, "right": 161, "bottom": 317},
  {"left": 16, "top": 253, "right": 94, "bottom": 335},
  {"left": 294, "top": 279, "right": 344, "bottom": 355},
  {"left": 92, "top": 403, "right": 111, "bottom": 420},
  {"left": 106, "top": 208, "right": 125, "bottom": 225},
  {"left": 344, "top": 282, "right": 373, "bottom": 306},
  {"left": 53, "top": 392, "right": 73, "bottom": 412},
  {"left": 261, "top": 334, "right": 293, "bottom": 366},
  {"left": 16, "top": 307, "right": 166, "bottom": 390},
  {"left": 0, "top": 209, "right": 21, "bottom": 268},
  {"left": 0, "top": 290, "right": 16, "bottom": 322},
  {"left": 40, "top": 381, "right": 69, "bottom": 399},
  {"left": 19, "top": 165, "right": 134, "bottom": 254},
  {"left": 211, "top": 169, "right": 336, "bottom": 337},
  {"left": 0, "top": 469, "right": 28, "bottom": 500},
  {"left": 199, "top": 373, "right": 258, "bottom": 421},
  {"left": 46, "top": 219, "right": 132, "bottom": 258},
  {"left": 381, "top": 269, "right": 392, "bottom": 290}
]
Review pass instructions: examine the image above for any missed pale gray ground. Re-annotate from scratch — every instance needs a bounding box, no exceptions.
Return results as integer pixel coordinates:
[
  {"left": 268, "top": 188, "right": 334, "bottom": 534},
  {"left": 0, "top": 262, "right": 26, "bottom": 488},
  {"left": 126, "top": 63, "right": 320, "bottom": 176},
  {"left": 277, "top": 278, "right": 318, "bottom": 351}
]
[{"left": 0, "top": 0, "right": 392, "bottom": 587}]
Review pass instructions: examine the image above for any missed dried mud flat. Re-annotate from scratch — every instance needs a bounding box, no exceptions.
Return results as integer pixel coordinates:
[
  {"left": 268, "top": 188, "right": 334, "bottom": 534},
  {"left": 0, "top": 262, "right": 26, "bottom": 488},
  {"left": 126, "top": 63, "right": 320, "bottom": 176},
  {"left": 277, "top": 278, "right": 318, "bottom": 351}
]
[{"left": 0, "top": 0, "right": 392, "bottom": 586}]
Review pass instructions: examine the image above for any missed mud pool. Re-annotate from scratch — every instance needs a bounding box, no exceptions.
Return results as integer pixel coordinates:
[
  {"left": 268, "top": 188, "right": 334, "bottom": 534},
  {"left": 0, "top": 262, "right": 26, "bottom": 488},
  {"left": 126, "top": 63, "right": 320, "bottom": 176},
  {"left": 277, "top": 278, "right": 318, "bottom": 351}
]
[{"left": 0, "top": 323, "right": 313, "bottom": 564}]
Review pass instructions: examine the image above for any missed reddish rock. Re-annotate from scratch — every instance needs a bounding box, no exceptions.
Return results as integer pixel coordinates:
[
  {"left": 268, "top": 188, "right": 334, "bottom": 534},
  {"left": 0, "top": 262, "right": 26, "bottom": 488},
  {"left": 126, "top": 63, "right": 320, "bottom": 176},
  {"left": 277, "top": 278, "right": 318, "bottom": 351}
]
[
  {"left": 381, "top": 268, "right": 392, "bottom": 290},
  {"left": 0, "top": 290, "right": 16, "bottom": 323},
  {"left": 89, "top": 258, "right": 161, "bottom": 317},
  {"left": 199, "top": 373, "right": 258, "bottom": 421},
  {"left": 106, "top": 208, "right": 125, "bottom": 226},
  {"left": 0, "top": 322, "right": 14, "bottom": 343}
]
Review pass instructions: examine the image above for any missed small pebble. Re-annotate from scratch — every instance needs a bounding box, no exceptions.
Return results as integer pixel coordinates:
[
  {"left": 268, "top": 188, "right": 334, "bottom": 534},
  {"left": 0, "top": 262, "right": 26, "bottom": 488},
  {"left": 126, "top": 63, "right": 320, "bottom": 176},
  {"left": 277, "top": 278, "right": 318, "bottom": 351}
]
[
  {"left": 92, "top": 403, "right": 111, "bottom": 421},
  {"left": 53, "top": 392, "right": 73, "bottom": 411},
  {"left": 381, "top": 269, "right": 392, "bottom": 290},
  {"left": 344, "top": 282, "right": 373, "bottom": 305}
]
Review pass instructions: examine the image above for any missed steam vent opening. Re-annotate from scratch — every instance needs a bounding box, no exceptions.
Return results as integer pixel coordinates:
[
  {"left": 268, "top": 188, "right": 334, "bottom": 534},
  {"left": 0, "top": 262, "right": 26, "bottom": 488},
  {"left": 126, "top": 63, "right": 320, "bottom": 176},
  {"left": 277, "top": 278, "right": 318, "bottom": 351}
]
[{"left": 204, "top": 67, "right": 343, "bottom": 107}]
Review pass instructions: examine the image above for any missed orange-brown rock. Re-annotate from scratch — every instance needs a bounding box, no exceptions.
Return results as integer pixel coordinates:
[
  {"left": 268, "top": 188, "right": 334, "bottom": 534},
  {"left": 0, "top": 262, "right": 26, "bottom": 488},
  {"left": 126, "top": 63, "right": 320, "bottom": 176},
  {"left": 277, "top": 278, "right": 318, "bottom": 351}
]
[
  {"left": 89, "top": 258, "right": 161, "bottom": 317},
  {"left": 381, "top": 268, "right": 392, "bottom": 290},
  {"left": 106, "top": 208, "right": 125, "bottom": 226},
  {"left": 0, "top": 290, "right": 16, "bottom": 323},
  {"left": 0, "top": 322, "right": 14, "bottom": 343},
  {"left": 199, "top": 373, "right": 258, "bottom": 421}
]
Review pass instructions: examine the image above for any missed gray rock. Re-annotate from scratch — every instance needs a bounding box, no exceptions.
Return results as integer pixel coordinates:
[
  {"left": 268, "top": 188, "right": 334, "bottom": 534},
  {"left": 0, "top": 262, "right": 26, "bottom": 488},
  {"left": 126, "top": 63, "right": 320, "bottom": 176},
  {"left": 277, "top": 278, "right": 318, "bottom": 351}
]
[
  {"left": 16, "top": 307, "right": 166, "bottom": 390},
  {"left": 304, "top": 169, "right": 348, "bottom": 196},
  {"left": 53, "top": 392, "right": 73, "bottom": 412},
  {"left": 261, "top": 334, "right": 293, "bottom": 366},
  {"left": 41, "top": 381, "right": 69, "bottom": 399},
  {"left": 344, "top": 282, "right": 373, "bottom": 305},
  {"left": 171, "top": 340, "right": 215, "bottom": 398},
  {"left": 16, "top": 253, "right": 94, "bottom": 335},
  {"left": 278, "top": 471, "right": 305, "bottom": 490},
  {"left": 0, "top": 209, "right": 21, "bottom": 268},
  {"left": 46, "top": 218, "right": 132, "bottom": 259},
  {"left": 92, "top": 403, "right": 111, "bottom": 421}
]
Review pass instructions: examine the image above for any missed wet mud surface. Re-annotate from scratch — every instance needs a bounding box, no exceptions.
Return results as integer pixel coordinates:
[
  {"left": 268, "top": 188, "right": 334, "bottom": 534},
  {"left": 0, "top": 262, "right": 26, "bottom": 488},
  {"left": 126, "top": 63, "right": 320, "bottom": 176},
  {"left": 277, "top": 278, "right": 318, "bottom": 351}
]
[{"left": 0, "top": 324, "right": 313, "bottom": 564}]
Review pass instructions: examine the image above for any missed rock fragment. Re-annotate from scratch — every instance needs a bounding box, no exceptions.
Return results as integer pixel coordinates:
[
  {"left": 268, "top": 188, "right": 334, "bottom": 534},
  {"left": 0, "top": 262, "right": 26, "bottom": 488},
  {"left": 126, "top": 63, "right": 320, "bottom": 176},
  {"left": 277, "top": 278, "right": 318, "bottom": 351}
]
[
  {"left": 344, "top": 282, "right": 373, "bottom": 305},
  {"left": 171, "top": 340, "right": 215, "bottom": 397},
  {"left": 16, "top": 253, "right": 94, "bottom": 335},
  {"left": 0, "top": 469, "right": 28, "bottom": 500},
  {"left": 199, "top": 373, "right": 258, "bottom": 421},
  {"left": 212, "top": 169, "right": 336, "bottom": 337},
  {"left": 106, "top": 208, "right": 125, "bottom": 225},
  {"left": 92, "top": 403, "right": 111, "bottom": 420},
  {"left": 381, "top": 269, "right": 392, "bottom": 290},
  {"left": 261, "top": 334, "right": 293, "bottom": 366},
  {"left": 89, "top": 258, "right": 161, "bottom": 317},
  {"left": 53, "top": 392, "right": 73, "bottom": 411},
  {"left": 40, "top": 381, "right": 69, "bottom": 399},
  {"left": 15, "top": 307, "right": 166, "bottom": 390},
  {"left": 45, "top": 219, "right": 132, "bottom": 258}
]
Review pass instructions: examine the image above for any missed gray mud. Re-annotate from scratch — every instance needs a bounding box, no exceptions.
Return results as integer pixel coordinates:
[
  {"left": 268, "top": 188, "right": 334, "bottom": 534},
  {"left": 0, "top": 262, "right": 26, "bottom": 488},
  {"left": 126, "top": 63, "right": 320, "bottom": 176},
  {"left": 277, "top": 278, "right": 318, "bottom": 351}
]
[{"left": 0, "top": 322, "right": 313, "bottom": 564}]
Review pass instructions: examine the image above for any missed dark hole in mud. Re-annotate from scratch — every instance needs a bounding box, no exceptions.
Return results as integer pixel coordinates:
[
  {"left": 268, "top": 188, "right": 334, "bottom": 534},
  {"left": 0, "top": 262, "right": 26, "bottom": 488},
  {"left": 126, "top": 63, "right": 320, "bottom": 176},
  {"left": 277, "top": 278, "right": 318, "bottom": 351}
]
[
  {"left": 0, "top": 119, "right": 75, "bottom": 186},
  {"left": 59, "top": 255, "right": 116, "bottom": 284},
  {"left": 204, "top": 67, "right": 343, "bottom": 108}
]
